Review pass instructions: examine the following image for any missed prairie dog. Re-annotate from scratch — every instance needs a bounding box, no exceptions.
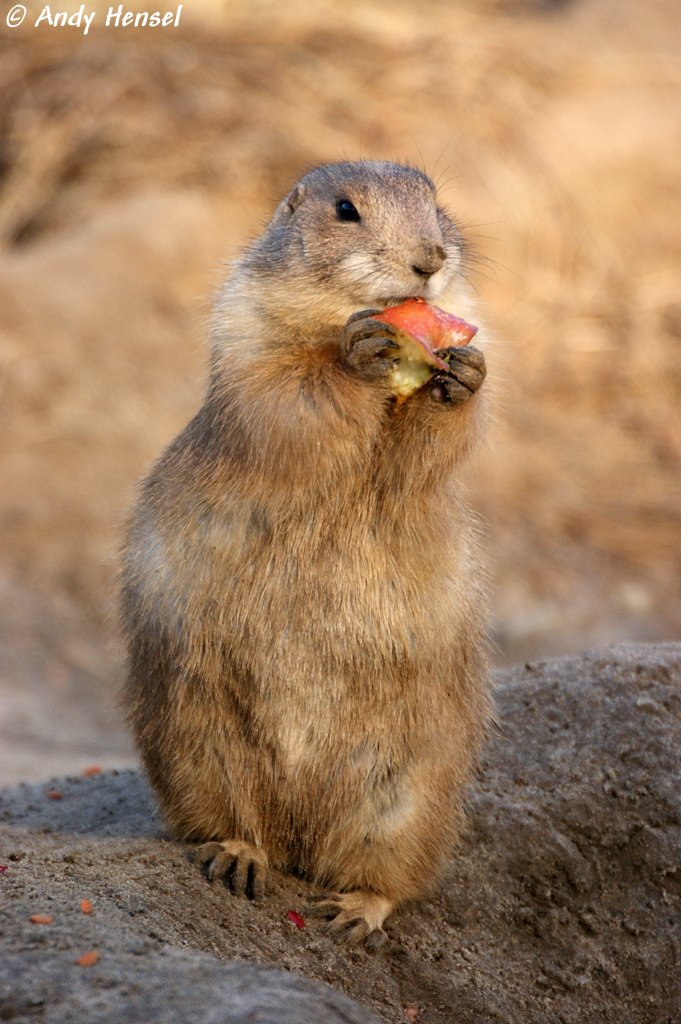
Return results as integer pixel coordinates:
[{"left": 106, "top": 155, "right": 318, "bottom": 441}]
[{"left": 121, "top": 160, "right": 491, "bottom": 948}]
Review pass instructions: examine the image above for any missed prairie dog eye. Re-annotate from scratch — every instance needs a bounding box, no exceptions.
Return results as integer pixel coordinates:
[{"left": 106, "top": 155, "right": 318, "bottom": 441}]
[{"left": 336, "top": 199, "right": 361, "bottom": 223}]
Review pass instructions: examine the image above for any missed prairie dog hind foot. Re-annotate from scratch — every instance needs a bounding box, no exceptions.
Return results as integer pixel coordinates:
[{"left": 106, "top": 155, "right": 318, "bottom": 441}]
[
  {"left": 316, "top": 891, "right": 395, "bottom": 950},
  {"left": 193, "top": 840, "right": 269, "bottom": 900}
]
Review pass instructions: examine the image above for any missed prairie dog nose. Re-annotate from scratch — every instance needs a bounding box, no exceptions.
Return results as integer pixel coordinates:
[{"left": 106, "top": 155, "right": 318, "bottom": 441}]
[{"left": 412, "top": 241, "right": 446, "bottom": 278}]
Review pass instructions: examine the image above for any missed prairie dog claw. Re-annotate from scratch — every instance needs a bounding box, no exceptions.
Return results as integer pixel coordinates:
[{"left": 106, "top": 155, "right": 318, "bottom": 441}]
[
  {"left": 316, "top": 890, "right": 393, "bottom": 949},
  {"left": 193, "top": 840, "right": 269, "bottom": 900}
]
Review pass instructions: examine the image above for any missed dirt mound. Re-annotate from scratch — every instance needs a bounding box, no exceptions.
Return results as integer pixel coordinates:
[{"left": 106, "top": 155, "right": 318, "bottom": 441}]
[{"left": 2, "top": 644, "right": 679, "bottom": 1023}]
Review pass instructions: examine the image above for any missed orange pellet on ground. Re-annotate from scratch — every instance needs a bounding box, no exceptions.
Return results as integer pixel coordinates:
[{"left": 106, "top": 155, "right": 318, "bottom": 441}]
[
  {"left": 81, "top": 765, "right": 102, "bottom": 777},
  {"left": 45, "top": 790, "right": 63, "bottom": 799},
  {"left": 30, "top": 914, "right": 53, "bottom": 925},
  {"left": 76, "top": 950, "right": 100, "bottom": 967},
  {"left": 80, "top": 899, "right": 94, "bottom": 914}
]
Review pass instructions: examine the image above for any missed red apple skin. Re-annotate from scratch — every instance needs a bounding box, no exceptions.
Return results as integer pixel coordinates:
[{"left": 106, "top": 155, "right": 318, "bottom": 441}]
[{"left": 370, "top": 298, "right": 478, "bottom": 359}]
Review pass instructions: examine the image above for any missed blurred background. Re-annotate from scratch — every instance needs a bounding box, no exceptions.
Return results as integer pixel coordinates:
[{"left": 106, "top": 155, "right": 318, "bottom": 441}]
[{"left": 1, "top": 0, "right": 679, "bottom": 781}]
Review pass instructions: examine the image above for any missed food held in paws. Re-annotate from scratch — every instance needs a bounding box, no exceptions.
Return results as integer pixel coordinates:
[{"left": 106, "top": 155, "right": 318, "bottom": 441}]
[{"left": 370, "top": 298, "right": 478, "bottom": 399}]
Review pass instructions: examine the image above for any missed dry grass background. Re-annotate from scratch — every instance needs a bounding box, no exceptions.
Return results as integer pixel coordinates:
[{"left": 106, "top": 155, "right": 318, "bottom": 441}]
[{"left": 1, "top": 0, "right": 680, "bottom": 699}]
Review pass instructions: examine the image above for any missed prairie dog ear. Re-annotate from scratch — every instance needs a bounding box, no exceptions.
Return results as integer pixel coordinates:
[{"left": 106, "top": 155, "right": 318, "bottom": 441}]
[
  {"left": 270, "top": 183, "right": 305, "bottom": 227},
  {"left": 286, "top": 184, "right": 305, "bottom": 213},
  {"left": 281, "top": 184, "right": 305, "bottom": 218}
]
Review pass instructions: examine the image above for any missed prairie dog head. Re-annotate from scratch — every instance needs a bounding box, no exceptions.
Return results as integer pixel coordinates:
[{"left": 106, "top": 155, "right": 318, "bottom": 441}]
[{"left": 234, "top": 161, "right": 468, "bottom": 330}]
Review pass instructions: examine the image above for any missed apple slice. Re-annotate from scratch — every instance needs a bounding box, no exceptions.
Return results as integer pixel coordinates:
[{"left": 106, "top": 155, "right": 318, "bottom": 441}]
[{"left": 370, "top": 298, "right": 478, "bottom": 400}]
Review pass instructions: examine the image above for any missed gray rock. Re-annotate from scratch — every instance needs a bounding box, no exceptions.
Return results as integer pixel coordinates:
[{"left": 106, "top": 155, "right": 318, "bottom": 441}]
[{"left": 0, "top": 951, "right": 379, "bottom": 1023}]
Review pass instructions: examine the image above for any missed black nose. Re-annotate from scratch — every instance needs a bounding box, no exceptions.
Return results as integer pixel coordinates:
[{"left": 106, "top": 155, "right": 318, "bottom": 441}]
[{"left": 412, "top": 243, "right": 446, "bottom": 279}]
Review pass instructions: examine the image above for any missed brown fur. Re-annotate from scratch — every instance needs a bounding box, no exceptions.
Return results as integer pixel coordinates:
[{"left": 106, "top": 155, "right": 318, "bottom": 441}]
[{"left": 120, "top": 160, "right": 492, "bottom": 946}]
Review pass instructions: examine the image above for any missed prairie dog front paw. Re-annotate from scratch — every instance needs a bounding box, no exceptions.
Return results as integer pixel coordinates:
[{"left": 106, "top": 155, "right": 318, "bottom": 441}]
[
  {"left": 430, "top": 345, "right": 486, "bottom": 405},
  {"left": 342, "top": 309, "right": 399, "bottom": 383}
]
